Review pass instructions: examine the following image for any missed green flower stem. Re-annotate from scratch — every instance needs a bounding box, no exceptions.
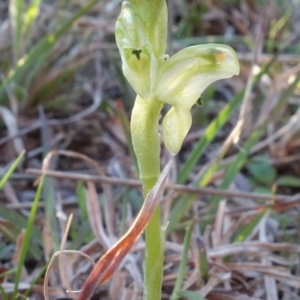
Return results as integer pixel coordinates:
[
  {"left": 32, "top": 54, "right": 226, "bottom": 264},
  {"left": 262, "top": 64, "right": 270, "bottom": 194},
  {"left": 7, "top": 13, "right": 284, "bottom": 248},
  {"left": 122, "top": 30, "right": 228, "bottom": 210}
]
[{"left": 131, "top": 95, "right": 164, "bottom": 300}]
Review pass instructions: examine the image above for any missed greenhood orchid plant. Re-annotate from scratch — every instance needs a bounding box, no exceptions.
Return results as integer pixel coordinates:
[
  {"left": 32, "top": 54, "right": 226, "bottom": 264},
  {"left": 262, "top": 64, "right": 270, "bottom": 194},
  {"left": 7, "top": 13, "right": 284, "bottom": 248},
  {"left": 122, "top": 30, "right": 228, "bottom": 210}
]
[{"left": 115, "top": 1, "right": 239, "bottom": 299}]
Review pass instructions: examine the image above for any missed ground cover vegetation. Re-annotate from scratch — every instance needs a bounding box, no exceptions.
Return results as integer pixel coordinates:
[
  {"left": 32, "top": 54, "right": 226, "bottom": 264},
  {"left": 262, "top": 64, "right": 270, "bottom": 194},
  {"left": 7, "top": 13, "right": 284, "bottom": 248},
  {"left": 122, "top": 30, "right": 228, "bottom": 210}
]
[{"left": 0, "top": 0, "right": 300, "bottom": 299}]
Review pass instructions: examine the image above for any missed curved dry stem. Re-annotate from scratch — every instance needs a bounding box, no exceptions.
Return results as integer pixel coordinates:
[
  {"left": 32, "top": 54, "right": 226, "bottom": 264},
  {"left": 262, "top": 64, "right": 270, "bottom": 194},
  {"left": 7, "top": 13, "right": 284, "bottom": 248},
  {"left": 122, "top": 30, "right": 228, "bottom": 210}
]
[
  {"left": 58, "top": 214, "right": 75, "bottom": 299},
  {"left": 43, "top": 250, "right": 95, "bottom": 300}
]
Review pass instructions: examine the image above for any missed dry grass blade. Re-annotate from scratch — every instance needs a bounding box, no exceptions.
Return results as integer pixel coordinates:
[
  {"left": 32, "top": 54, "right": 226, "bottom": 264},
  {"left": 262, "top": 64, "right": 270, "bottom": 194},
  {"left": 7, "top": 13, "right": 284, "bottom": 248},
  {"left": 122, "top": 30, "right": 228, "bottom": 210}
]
[
  {"left": 0, "top": 106, "right": 24, "bottom": 155},
  {"left": 226, "top": 262, "right": 300, "bottom": 289},
  {"left": 43, "top": 250, "right": 95, "bottom": 300},
  {"left": 41, "top": 150, "right": 115, "bottom": 237},
  {"left": 199, "top": 274, "right": 228, "bottom": 297},
  {"left": 208, "top": 290, "right": 262, "bottom": 300},
  {"left": 58, "top": 214, "right": 75, "bottom": 299},
  {"left": 1, "top": 282, "right": 30, "bottom": 294},
  {"left": 11, "top": 229, "right": 27, "bottom": 281},
  {"left": 85, "top": 181, "right": 111, "bottom": 248},
  {"left": 77, "top": 160, "right": 172, "bottom": 300},
  {"left": 259, "top": 213, "right": 278, "bottom": 300},
  {"left": 213, "top": 200, "right": 226, "bottom": 247},
  {"left": 44, "top": 213, "right": 95, "bottom": 299},
  {"left": 208, "top": 241, "right": 300, "bottom": 258}
]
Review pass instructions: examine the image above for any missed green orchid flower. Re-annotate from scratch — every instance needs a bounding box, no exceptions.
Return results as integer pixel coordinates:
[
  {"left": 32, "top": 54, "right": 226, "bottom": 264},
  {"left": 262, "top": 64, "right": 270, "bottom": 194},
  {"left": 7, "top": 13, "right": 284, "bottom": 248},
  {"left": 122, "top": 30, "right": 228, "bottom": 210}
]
[
  {"left": 116, "top": 2, "right": 239, "bottom": 155},
  {"left": 156, "top": 44, "right": 240, "bottom": 155}
]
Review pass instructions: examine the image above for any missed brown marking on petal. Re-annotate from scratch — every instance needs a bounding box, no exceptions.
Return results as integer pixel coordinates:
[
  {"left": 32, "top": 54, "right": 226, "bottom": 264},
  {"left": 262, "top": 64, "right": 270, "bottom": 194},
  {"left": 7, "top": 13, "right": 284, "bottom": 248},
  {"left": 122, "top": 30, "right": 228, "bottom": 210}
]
[{"left": 213, "top": 50, "right": 227, "bottom": 63}]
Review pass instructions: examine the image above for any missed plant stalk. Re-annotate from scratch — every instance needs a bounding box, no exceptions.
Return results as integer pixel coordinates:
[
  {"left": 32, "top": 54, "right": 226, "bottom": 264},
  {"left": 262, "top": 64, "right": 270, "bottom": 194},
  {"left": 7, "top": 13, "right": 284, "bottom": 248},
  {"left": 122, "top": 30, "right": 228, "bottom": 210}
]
[{"left": 131, "top": 95, "right": 163, "bottom": 300}]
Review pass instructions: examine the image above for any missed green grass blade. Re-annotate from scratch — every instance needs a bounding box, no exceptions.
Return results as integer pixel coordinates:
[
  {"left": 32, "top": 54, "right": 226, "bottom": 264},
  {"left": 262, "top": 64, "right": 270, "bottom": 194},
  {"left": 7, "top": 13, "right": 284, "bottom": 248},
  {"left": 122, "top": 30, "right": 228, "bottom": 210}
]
[
  {"left": 0, "top": 150, "right": 25, "bottom": 190},
  {"left": 177, "top": 290, "right": 208, "bottom": 300},
  {"left": 210, "top": 126, "right": 265, "bottom": 207},
  {"left": 0, "top": 285, "right": 9, "bottom": 300},
  {"left": 12, "top": 175, "right": 45, "bottom": 299},
  {"left": 115, "top": 104, "right": 139, "bottom": 175},
  {"left": 167, "top": 127, "right": 264, "bottom": 234},
  {"left": 0, "top": 0, "right": 99, "bottom": 105},
  {"left": 210, "top": 75, "right": 300, "bottom": 205},
  {"left": 197, "top": 237, "right": 209, "bottom": 282},
  {"left": 69, "top": 220, "right": 93, "bottom": 250},
  {"left": 23, "top": 0, "right": 42, "bottom": 41},
  {"left": 77, "top": 181, "right": 88, "bottom": 221},
  {"left": 43, "top": 176, "right": 60, "bottom": 250},
  {"left": 24, "top": 262, "right": 49, "bottom": 298},
  {"left": 39, "top": 105, "right": 60, "bottom": 251},
  {"left": 0, "top": 203, "right": 43, "bottom": 255},
  {"left": 0, "top": 219, "right": 20, "bottom": 244},
  {"left": 0, "top": 268, "right": 17, "bottom": 279},
  {"left": 168, "top": 58, "right": 278, "bottom": 234},
  {"left": 177, "top": 89, "right": 244, "bottom": 184},
  {"left": 171, "top": 221, "right": 194, "bottom": 300},
  {"left": 9, "top": 0, "right": 24, "bottom": 62},
  {"left": 233, "top": 209, "right": 267, "bottom": 243},
  {"left": 267, "top": 8, "right": 293, "bottom": 53},
  {"left": 166, "top": 194, "right": 192, "bottom": 235}
]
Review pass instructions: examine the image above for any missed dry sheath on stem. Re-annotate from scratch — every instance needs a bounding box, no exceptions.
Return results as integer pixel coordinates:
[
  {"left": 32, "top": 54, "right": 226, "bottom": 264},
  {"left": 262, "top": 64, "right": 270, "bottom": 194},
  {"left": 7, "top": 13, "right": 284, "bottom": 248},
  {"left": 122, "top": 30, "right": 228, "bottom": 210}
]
[{"left": 77, "top": 161, "right": 172, "bottom": 299}]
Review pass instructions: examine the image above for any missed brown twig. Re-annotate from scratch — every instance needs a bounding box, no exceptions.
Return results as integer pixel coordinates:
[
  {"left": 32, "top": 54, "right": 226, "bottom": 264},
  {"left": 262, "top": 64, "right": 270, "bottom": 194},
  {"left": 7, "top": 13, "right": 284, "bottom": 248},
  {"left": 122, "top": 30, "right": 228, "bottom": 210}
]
[{"left": 26, "top": 168, "right": 298, "bottom": 203}]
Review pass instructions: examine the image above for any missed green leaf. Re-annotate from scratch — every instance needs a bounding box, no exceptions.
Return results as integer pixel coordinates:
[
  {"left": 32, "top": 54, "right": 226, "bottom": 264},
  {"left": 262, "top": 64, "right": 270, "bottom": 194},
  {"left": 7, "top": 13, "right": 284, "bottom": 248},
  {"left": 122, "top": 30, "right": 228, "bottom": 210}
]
[
  {"left": 276, "top": 175, "right": 300, "bottom": 187},
  {"left": 252, "top": 186, "right": 272, "bottom": 194},
  {"left": 247, "top": 155, "right": 276, "bottom": 185}
]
